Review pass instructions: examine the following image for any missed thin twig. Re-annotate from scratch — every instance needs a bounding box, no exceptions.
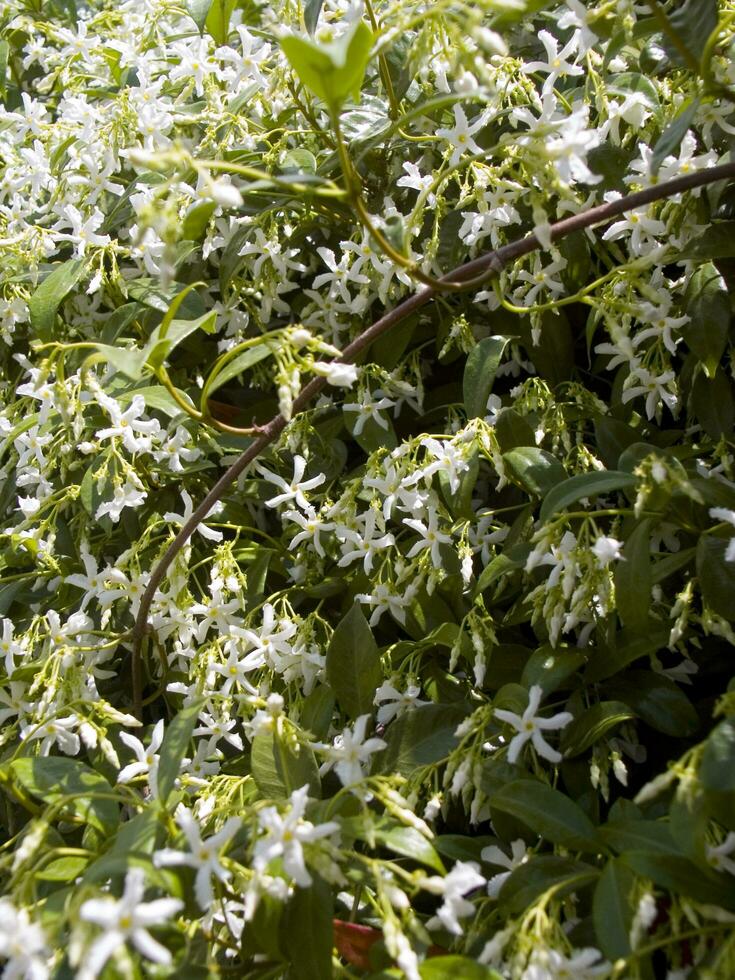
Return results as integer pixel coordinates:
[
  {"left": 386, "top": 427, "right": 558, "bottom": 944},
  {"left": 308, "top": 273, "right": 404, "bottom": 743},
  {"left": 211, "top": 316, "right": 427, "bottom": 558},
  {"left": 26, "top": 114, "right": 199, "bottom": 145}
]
[{"left": 129, "top": 160, "right": 735, "bottom": 716}]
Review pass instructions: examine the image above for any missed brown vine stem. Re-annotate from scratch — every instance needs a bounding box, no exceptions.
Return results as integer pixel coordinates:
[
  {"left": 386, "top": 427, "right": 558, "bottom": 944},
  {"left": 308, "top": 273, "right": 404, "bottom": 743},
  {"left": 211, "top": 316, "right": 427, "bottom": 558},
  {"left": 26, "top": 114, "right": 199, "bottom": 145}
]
[{"left": 129, "top": 160, "right": 735, "bottom": 717}]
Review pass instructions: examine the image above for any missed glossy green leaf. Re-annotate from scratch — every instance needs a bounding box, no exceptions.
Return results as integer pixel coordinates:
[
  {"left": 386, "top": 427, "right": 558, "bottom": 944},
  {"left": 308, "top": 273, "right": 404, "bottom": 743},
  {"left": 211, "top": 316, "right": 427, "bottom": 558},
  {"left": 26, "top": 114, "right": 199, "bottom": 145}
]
[
  {"left": 614, "top": 519, "right": 652, "bottom": 631},
  {"left": 203, "top": 342, "right": 274, "bottom": 403},
  {"left": 520, "top": 646, "right": 585, "bottom": 696},
  {"left": 701, "top": 719, "right": 735, "bottom": 793},
  {"left": 371, "top": 821, "right": 445, "bottom": 873},
  {"left": 593, "top": 860, "right": 634, "bottom": 959},
  {"left": 474, "top": 545, "right": 530, "bottom": 598},
  {"left": 463, "top": 336, "right": 509, "bottom": 419},
  {"left": 697, "top": 535, "right": 735, "bottom": 620},
  {"left": 677, "top": 222, "right": 735, "bottom": 260},
  {"left": 304, "top": 0, "right": 324, "bottom": 35},
  {"left": 281, "top": 21, "right": 374, "bottom": 111},
  {"left": 663, "top": 0, "right": 718, "bottom": 62},
  {"left": 490, "top": 779, "right": 600, "bottom": 852},
  {"left": 376, "top": 703, "right": 469, "bottom": 777},
  {"left": 690, "top": 368, "right": 735, "bottom": 440},
  {"left": 326, "top": 603, "right": 382, "bottom": 720},
  {"left": 28, "top": 259, "right": 86, "bottom": 340},
  {"left": 539, "top": 471, "right": 636, "bottom": 523},
  {"left": 682, "top": 263, "right": 731, "bottom": 378},
  {"left": 605, "top": 671, "right": 698, "bottom": 737},
  {"left": 158, "top": 698, "right": 204, "bottom": 800},
  {"left": 251, "top": 728, "right": 321, "bottom": 799},
  {"left": 650, "top": 99, "right": 699, "bottom": 176},
  {"left": 503, "top": 447, "right": 566, "bottom": 497},
  {"left": 561, "top": 701, "right": 635, "bottom": 757},
  {"left": 420, "top": 957, "right": 495, "bottom": 979},
  {"left": 622, "top": 852, "right": 735, "bottom": 910},
  {"left": 498, "top": 856, "right": 598, "bottom": 913},
  {"left": 281, "top": 874, "right": 333, "bottom": 978},
  {"left": 204, "top": 0, "right": 237, "bottom": 44},
  {"left": 186, "top": 0, "right": 212, "bottom": 31},
  {"left": 9, "top": 757, "right": 119, "bottom": 834},
  {"left": 600, "top": 818, "right": 678, "bottom": 856}
]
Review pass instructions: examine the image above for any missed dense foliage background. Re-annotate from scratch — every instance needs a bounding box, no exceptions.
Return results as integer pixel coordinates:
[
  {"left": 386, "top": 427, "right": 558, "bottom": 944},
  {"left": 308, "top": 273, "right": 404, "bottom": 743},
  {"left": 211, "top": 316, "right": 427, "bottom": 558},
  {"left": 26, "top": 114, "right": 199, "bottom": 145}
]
[{"left": 1, "top": 0, "right": 735, "bottom": 976}]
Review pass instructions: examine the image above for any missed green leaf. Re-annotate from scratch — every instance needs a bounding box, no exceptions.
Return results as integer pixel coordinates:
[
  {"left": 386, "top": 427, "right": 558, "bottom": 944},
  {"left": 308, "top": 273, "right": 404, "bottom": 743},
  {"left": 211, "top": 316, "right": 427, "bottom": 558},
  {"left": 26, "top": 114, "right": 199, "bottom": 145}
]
[
  {"left": 281, "top": 21, "right": 374, "bottom": 111},
  {"left": 157, "top": 699, "right": 204, "bottom": 800},
  {"left": 473, "top": 545, "right": 530, "bottom": 598},
  {"left": 376, "top": 703, "right": 469, "bottom": 777},
  {"left": 615, "top": 519, "right": 652, "bottom": 631},
  {"left": 251, "top": 729, "right": 320, "bottom": 799},
  {"left": 690, "top": 368, "right": 735, "bottom": 440},
  {"left": 186, "top": 0, "right": 212, "bottom": 31},
  {"left": 622, "top": 852, "right": 735, "bottom": 910},
  {"left": 520, "top": 646, "right": 585, "bottom": 696},
  {"left": 304, "top": 0, "right": 323, "bottom": 35},
  {"left": 202, "top": 342, "right": 274, "bottom": 404},
  {"left": 326, "top": 604, "right": 382, "bottom": 720},
  {"left": 119, "top": 385, "right": 197, "bottom": 417},
  {"left": 86, "top": 343, "right": 149, "bottom": 381},
  {"left": 0, "top": 40, "right": 9, "bottom": 100},
  {"left": 204, "top": 0, "right": 237, "bottom": 45},
  {"left": 539, "top": 471, "right": 636, "bottom": 523},
  {"left": 495, "top": 409, "right": 536, "bottom": 453},
  {"left": 697, "top": 535, "right": 735, "bottom": 620},
  {"left": 490, "top": 779, "right": 600, "bottom": 852},
  {"left": 650, "top": 99, "right": 699, "bottom": 176},
  {"left": 584, "top": 627, "right": 669, "bottom": 683},
  {"left": 682, "top": 263, "right": 731, "bottom": 378},
  {"left": 300, "top": 685, "right": 335, "bottom": 741},
  {"left": 502, "top": 447, "right": 566, "bottom": 497},
  {"left": 701, "top": 719, "right": 735, "bottom": 793},
  {"left": 371, "top": 821, "right": 445, "bottom": 873},
  {"left": 498, "top": 856, "right": 598, "bottom": 913},
  {"left": 593, "top": 860, "right": 634, "bottom": 960},
  {"left": 600, "top": 818, "right": 678, "bottom": 856},
  {"left": 677, "top": 222, "right": 735, "bottom": 260},
  {"left": 182, "top": 200, "right": 217, "bottom": 240},
  {"left": 281, "top": 875, "right": 333, "bottom": 978},
  {"left": 561, "top": 702, "right": 635, "bottom": 758},
  {"left": 463, "top": 336, "right": 509, "bottom": 419},
  {"left": 37, "top": 855, "right": 90, "bottom": 881},
  {"left": 663, "top": 0, "right": 718, "bottom": 62},
  {"left": 28, "top": 259, "right": 86, "bottom": 341},
  {"left": 605, "top": 671, "right": 698, "bottom": 737},
  {"left": 9, "top": 758, "right": 119, "bottom": 834},
  {"left": 420, "top": 957, "right": 494, "bottom": 980}
]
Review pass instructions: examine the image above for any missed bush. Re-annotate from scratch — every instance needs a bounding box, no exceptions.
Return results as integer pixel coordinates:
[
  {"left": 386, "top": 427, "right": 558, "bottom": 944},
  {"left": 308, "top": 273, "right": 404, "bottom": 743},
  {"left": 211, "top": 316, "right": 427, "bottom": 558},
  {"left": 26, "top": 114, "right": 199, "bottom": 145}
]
[{"left": 1, "top": 0, "right": 735, "bottom": 976}]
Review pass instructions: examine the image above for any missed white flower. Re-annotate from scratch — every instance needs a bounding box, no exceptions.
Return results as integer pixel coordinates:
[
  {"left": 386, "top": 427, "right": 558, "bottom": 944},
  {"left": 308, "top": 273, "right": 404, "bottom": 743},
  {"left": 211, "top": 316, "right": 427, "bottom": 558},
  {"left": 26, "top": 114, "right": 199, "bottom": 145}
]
[
  {"left": 435, "top": 106, "right": 488, "bottom": 165},
  {"left": 621, "top": 366, "right": 677, "bottom": 421},
  {"left": 592, "top": 536, "right": 624, "bottom": 567},
  {"left": 343, "top": 389, "right": 397, "bottom": 436},
  {"left": 317, "top": 714, "right": 386, "bottom": 787},
  {"left": 256, "top": 455, "right": 326, "bottom": 510},
  {"left": 522, "top": 29, "right": 584, "bottom": 91},
  {"left": 522, "top": 946, "right": 610, "bottom": 979},
  {"left": 254, "top": 784, "right": 339, "bottom": 887},
  {"left": 374, "top": 681, "right": 427, "bottom": 725},
  {"left": 421, "top": 861, "right": 486, "bottom": 935},
  {"left": 706, "top": 832, "right": 735, "bottom": 876},
  {"left": 494, "top": 685, "right": 573, "bottom": 764},
  {"left": 95, "top": 478, "right": 148, "bottom": 523},
  {"left": 78, "top": 867, "right": 182, "bottom": 980},
  {"left": 709, "top": 507, "right": 735, "bottom": 562},
  {"left": 95, "top": 393, "right": 160, "bottom": 454},
  {"left": 404, "top": 510, "right": 453, "bottom": 567},
  {"left": 0, "top": 900, "right": 50, "bottom": 980},
  {"left": 163, "top": 489, "right": 223, "bottom": 542},
  {"left": 117, "top": 719, "right": 164, "bottom": 791},
  {"left": 312, "top": 361, "right": 359, "bottom": 387},
  {"left": 481, "top": 839, "right": 529, "bottom": 898},
  {"left": 154, "top": 807, "right": 241, "bottom": 909}
]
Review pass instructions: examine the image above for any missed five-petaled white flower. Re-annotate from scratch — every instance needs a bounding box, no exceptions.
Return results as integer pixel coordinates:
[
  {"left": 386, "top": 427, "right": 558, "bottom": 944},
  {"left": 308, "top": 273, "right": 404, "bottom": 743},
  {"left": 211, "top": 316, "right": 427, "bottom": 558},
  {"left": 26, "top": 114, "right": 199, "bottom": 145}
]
[
  {"left": 421, "top": 861, "right": 486, "bottom": 935},
  {"left": 117, "top": 719, "right": 164, "bottom": 792},
  {"left": 78, "top": 867, "right": 182, "bottom": 980},
  {"left": 254, "top": 784, "right": 339, "bottom": 887},
  {"left": 481, "top": 839, "right": 530, "bottom": 898},
  {"left": 317, "top": 714, "right": 387, "bottom": 787},
  {"left": 436, "top": 106, "right": 488, "bottom": 165},
  {"left": 154, "top": 806, "right": 241, "bottom": 909},
  {"left": 163, "top": 489, "right": 223, "bottom": 542},
  {"left": 257, "top": 455, "right": 326, "bottom": 510},
  {"left": 494, "top": 684, "right": 573, "bottom": 764}
]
